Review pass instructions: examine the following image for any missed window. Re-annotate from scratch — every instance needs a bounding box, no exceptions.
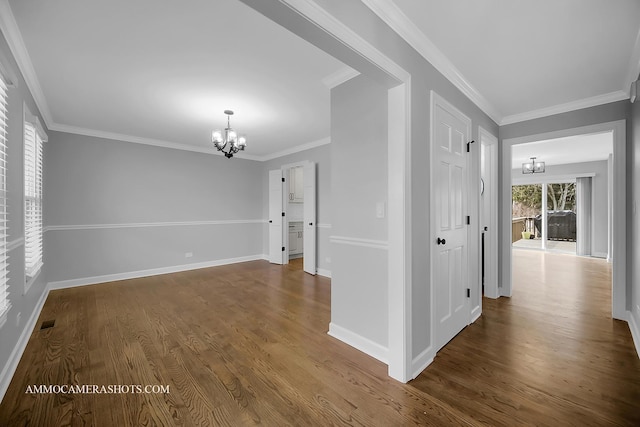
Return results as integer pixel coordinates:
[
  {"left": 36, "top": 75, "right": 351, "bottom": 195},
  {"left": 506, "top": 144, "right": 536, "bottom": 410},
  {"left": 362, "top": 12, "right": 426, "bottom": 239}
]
[
  {"left": 0, "top": 74, "right": 9, "bottom": 324},
  {"left": 24, "top": 111, "right": 45, "bottom": 289}
]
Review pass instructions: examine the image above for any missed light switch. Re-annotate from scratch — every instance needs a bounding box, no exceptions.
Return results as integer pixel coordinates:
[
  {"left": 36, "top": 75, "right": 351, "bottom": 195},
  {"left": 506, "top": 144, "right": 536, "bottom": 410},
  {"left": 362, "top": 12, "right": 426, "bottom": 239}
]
[{"left": 376, "top": 202, "right": 386, "bottom": 218}]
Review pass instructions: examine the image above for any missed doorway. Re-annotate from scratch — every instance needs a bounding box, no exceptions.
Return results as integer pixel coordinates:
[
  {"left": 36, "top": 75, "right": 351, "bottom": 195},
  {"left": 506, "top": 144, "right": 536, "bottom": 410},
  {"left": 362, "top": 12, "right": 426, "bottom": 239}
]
[
  {"left": 501, "top": 121, "right": 625, "bottom": 320},
  {"left": 286, "top": 165, "right": 305, "bottom": 262},
  {"left": 268, "top": 161, "right": 317, "bottom": 275}
]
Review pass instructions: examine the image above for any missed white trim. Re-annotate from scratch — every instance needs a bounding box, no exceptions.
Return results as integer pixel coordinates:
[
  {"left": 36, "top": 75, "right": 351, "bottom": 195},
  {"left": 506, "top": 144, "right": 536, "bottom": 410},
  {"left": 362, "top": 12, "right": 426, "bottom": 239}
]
[
  {"left": 0, "top": 282, "right": 49, "bottom": 402},
  {"left": 45, "top": 219, "right": 266, "bottom": 232},
  {"left": 330, "top": 235, "right": 388, "bottom": 250},
  {"left": 257, "top": 137, "right": 331, "bottom": 161},
  {"left": 0, "top": 43, "right": 19, "bottom": 87},
  {"left": 281, "top": 0, "right": 410, "bottom": 83},
  {"left": 316, "top": 223, "right": 331, "bottom": 229},
  {"left": 479, "top": 127, "right": 499, "bottom": 299},
  {"left": 316, "top": 268, "right": 331, "bottom": 278},
  {"left": 361, "top": 0, "right": 501, "bottom": 124},
  {"left": 471, "top": 306, "right": 482, "bottom": 323},
  {"left": 501, "top": 120, "right": 626, "bottom": 319},
  {"left": 50, "top": 123, "right": 263, "bottom": 161},
  {"left": 500, "top": 91, "right": 629, "bottom": 125},
  {"left": 0, "top": 0, "right": 54, "bottom": 127},
  {"left": 410, "top": 347, "right": 434, "bottom": 380},
  {"left": 51, "top": 122, "right": 331, "bottom": 162},
  {"left": 7, "top": 237, "right": 24, "bottom": 251},
  {"left": 629, "top": 311, "right": 640, "bottom": 360},
  {"left": 386, "top": 83, "right": 412, "bottom": 383},
  {"left": 47, "top": 254, "right": 265, "bottom": 290},
  {"left": 278, "top": 0, "right": 413, "bottom": 381},
  {"left": 321, "top": 67, "right": 360, "bottom": 89},
  {"left": 591, "top": 251, "right": 608, "bottom": 259},
  {"left": 327, "top": 322, "right": 388, "bottom": 364}
]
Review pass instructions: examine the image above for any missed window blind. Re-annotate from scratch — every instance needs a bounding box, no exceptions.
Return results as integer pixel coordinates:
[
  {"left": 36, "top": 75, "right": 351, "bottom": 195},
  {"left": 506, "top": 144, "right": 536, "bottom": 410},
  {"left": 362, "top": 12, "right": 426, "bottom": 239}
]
[
  {"left": 0, "top": 75, "right": 9, "bottom": 319},
  {"left": 24, "top": 119, "right": 43, "bottom": 280}
]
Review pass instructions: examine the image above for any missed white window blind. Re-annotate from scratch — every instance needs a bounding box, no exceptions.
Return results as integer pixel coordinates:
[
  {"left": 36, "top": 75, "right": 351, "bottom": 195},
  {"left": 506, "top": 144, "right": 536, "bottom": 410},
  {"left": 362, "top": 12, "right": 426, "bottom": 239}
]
[
  {"left": 24, "top": 118, "right": 43, "bottom": 281},
  {"left": 0, "top": 75, "right": 9, "bottom": 320}
]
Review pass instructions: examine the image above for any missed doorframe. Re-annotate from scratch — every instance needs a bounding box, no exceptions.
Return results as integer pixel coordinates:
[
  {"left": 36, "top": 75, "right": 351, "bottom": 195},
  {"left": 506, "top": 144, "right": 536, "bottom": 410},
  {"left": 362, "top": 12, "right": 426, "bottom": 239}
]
[
  {"left": 270, "top": 0, "right": 413, "bottom": 382},
  {"left": 279, "top": 160, "right": 309, "bottom": 266},
  {"left": 480, "top": 127, "right": 499, "bottom": 299},
  {"left": 501, "top": 120, "right": 626, "bottom": 320}
]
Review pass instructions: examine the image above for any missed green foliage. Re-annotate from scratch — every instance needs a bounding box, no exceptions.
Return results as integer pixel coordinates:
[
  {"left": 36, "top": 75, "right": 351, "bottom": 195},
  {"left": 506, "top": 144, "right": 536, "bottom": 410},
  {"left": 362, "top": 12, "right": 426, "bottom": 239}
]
[
  {"left": 512, "top": 183, "right": 576, "bottom": 211},
  {"left": 512, "top": 185, "right": 542, "bottom": 209}
]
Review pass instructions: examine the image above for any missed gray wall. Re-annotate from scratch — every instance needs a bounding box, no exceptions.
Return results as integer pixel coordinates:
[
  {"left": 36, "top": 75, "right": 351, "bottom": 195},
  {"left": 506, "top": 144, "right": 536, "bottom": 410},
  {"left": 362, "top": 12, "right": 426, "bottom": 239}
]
[
  {"left": 512, "top": 160, "right": 610, "bottom": 257},
  {"left": 330, "top": 74, "right": 388, "bottom": 348},
  {"left": 297, "top": 0, "right": 499, "bottom": 362},
  {"left": 0, "top": 31, "right": 48, "bottom": 394},
  {"left": 44, "top": 132, "right": 264, "bottom": 284},
  {"left": 262, "top": 143, "right": 331, "bottom": 274}
]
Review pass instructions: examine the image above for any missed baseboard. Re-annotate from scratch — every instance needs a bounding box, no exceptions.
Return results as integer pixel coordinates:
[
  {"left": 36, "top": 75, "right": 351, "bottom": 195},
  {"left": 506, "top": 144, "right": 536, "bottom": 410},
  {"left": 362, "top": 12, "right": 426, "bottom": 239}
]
[
  {"left": 316, "top": 268, "right": 331, "bottom": 278},
  {"left": 471, "top": 306, "right": 482, "bottom": 323},
  {"left": 592, "top": 251, "right": 607, "bottom": 259},
  {"left": 629, "top": 310, "right": 640, "bottom": 360},
  {"left": 327, "top": 322, "right": 388, "bottom": 364},
  {"left": 411, "top": 346, "right": 434, "bottom": 379},
  {"left": 48, "top": 254, "right": 266, "bottom": 290},
  {"left": 0, "top": 285, "right": 49, "bottom": 402}
]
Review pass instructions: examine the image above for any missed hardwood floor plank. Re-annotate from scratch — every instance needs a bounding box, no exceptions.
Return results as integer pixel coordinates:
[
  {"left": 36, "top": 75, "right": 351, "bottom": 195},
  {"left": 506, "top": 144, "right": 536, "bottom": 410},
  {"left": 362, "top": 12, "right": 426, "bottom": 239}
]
[{"left": 1, "top": 255, "right": 639, "bottom": 426}]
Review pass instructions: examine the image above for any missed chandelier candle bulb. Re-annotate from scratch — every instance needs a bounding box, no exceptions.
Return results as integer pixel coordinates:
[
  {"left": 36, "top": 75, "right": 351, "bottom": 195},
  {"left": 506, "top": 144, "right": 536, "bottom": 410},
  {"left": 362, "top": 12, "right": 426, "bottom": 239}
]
[{"left": 211, "top": 110, "right": 247, "bottom": 158}]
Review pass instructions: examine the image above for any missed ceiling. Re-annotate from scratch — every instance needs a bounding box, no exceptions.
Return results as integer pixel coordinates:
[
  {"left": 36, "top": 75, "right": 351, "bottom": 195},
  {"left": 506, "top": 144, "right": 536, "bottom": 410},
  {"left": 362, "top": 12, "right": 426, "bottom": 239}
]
[
  {"left": 364, "top": 0, "right": 640, "bottom": 124},
  {"left": 511, "top": 132, "right": 613, "bottom": 170},
  {"left": 4, "top": 0, "right": 349, "bottom": 159},
  {"left": 3, "top": 0, "right": 640, "bottom": 159}
]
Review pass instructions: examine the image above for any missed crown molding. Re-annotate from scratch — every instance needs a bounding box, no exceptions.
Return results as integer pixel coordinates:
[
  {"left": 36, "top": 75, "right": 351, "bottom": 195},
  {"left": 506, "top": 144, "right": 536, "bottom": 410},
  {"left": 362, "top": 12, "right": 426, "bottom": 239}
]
[
  {"left": 361, "top": 0, "right": 502, "bottom": 124},
  {"left": 50, "top": 122, "right": 330, "bottom": 162},
  {"left": 49, "top": 123, "right": 263, "bottom": 161},
  {"left": 500, "top": 90, "right": 629, "bottom": 126},
  {"left": 322, "top": 66, "right": 360, "bottom": 89},
  {"left": 0, "top": 0, "right": 53, "bottom": 127},
  {"left": 258, "top": 136, "right": 330, "bottom": 161}
]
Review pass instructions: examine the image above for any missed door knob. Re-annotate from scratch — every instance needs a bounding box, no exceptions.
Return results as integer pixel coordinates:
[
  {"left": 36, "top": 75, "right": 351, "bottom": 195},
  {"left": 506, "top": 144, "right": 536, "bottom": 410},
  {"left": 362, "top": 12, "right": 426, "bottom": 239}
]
[
  {"left": 309, "top": 222, "right": 313, "bottom": 226},
  {"left": 269, "top": 220, "right": 272, "bottom": 223},
  {"left": 437, "top": 237, "right": 446, "bottom": 245}
]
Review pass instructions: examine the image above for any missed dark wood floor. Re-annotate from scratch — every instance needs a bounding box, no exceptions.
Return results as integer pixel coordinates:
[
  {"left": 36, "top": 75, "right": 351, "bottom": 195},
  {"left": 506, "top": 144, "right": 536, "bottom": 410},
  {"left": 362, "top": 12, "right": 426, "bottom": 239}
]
[{"left": 1, "top": 254, "right": 639, "bottom": 426}]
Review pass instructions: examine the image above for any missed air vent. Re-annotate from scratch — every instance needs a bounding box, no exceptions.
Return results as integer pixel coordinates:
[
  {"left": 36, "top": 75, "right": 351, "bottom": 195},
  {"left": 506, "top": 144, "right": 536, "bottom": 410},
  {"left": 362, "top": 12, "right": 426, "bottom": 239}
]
[{"left": 40, "top": 319, "right": 55, "bottom": 330}]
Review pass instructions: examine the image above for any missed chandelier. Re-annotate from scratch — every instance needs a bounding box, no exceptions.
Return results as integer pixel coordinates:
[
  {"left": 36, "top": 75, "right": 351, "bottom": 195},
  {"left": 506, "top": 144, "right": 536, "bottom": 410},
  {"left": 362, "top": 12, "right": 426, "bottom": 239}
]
[
  {"left": 211, "top": 110, "right": 247, "bottom": 158},
  {"left": 522, "top": 156, "right": 545, "bottom": 174}
]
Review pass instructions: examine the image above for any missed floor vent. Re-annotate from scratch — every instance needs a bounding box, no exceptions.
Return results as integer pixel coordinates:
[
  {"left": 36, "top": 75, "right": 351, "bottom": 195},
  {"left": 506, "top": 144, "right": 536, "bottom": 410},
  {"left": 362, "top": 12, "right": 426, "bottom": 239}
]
[{"left": 40, "top": 320, "right": 55, "bottom": 330}]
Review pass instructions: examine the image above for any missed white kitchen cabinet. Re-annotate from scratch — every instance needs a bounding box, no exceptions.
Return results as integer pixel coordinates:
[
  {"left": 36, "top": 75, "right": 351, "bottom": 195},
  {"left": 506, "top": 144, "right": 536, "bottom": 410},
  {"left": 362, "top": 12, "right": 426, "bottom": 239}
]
[
  {"left": 288, "top": 166, "right": 304, "bottom": 203},
  {"left": 288, "top": 222, "right": 303, "bottom": 257}
]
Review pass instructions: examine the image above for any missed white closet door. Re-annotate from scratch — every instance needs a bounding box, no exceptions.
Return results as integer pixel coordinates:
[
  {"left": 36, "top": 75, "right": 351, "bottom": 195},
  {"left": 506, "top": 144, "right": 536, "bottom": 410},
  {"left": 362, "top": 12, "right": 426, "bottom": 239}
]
[
  {"left": 303, "top": 162, "right": 316, "bottom": 275},
  {"left": 268, "top": 169, "right": 284, "bottom": 264}
]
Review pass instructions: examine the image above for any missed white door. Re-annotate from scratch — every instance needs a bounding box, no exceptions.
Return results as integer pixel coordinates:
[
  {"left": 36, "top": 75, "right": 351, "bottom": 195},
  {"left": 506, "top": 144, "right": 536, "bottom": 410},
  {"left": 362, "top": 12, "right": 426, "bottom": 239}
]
[
  {"left": 432, "top": 96, "right": 470, "bottom": 352},
  {"left": 480, "top": 129, "right": 499, "bottom": 299},
  {"left": 269, "top": 169, "right": 285, "bottom": 264},
  {"left": 303, "top": 162, "right": 316, "bottom": 275}
]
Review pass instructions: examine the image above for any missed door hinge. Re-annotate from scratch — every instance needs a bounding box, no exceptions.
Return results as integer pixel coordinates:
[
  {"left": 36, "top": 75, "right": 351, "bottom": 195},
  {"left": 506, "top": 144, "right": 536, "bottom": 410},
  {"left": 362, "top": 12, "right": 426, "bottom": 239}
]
[
  {"left": 282, "top": 212, "right": 285, "bottom": 216},
  {"left": 466, "top": 140, "right": 475, "bottom": 153},
  {"left": 282, "top": 246, "right": 285, "bottom": 252},
  {"left": 282, "top": 177, "right": 285, "bottom": 182},
  {"left": 466, "top": 215, "right": 470, "bottom": 225},
  {"left": 466, "top": 288, "right": 470, "bottom": 298}
]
